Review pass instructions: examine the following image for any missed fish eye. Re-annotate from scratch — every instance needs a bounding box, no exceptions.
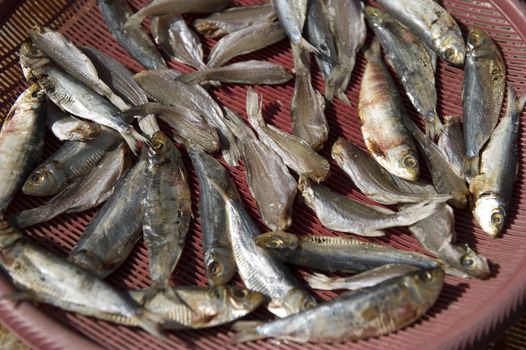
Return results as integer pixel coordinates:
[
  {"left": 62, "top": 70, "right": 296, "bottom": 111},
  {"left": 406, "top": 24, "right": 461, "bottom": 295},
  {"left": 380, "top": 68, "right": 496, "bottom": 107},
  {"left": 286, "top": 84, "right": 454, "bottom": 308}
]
[
  {"left": 461, "top": 256, "right": 474, "bottom": 267},
  {"left": 403, "top": 155, "right": 417, "bottom": 169},
  {"left": 152, "top": 139, "right": 165, "bottom": 152},
  {"left": 418, "top": 271, "right": 433, "bottom": 281},
  {"left": 232, "top": 287, "right": 249, "bottom": 299},
  {"left": 304, "top": 298, "right": 317, "bottom": 309},
  {"left": 444, "top": 48, "right": 455, "bottom": 59},
  {"left": 267, "top": 238, "right": 284, "bottom": 248},
  {"left": 208, "top": 261, "right": 222, "bottom": 275},
  {"left": 30, "top": 172, "right": 45, "bottom": 184},
  {"left": 491, "top": 212, "right": 504, "bottom": 225}
]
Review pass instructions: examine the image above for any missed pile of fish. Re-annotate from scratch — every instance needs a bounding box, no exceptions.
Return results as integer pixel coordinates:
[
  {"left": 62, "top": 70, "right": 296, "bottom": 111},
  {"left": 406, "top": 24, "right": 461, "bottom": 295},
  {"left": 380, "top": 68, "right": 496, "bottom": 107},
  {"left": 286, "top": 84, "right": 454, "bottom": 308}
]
[{"left": 0, "top": 0, "right": 523, "bottom": 344}]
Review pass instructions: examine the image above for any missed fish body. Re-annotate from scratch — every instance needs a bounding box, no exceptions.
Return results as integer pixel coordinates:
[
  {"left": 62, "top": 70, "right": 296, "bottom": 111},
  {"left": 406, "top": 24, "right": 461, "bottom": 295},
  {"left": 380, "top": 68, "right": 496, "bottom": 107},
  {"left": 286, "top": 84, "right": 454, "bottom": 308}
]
[
  {"left": 188, "top": 148, "right": 238, "bottom": 286},
  {"left": 438, "top": 115, "right": 466, "bottom": 180},
  {"left": 12, "top": 144, "right": 128, "bottom": 228},
  {"left": 123, "top": 0, "right": 229, "bottom": 29},
  {"left": 134, "top": 69, "right": 240, "bottom": 166},
  {"left": 290, "top": 45, "right": 328, "bottom": 151},
  {"left": 359, "top": 40, "right": 419, "bottom": 181},
  {"left": 123, "top": 103, "right": 219, "bottom": 153},
  {"left": 68, "top": 152, "right": 147, "bottom": 278},
  {"left": 143, "top": 131, "right": 192, "bottom": 296},
  {"left": 306, "top": 0, "right": 337, "bottom": 79},
  {"left": 0, "top": 223, "right": 160, "bottom": 336},
  {"left": 223, "top": 108, "right": 296, "bottom": 231},
  {"left": 255, "top": 231, "right": 438, "bottom": 274},
  {"left": 207, "top": 22, "right": 286, "bottom": 68},
  {"left": 97, "top": 0, "right": 166, "bottom": 69},
  {"left": 29, "top": 26, "right": 128, "bottom": 110},
  {"left": 247, "top": 88, "right": 329, "bottom": 183},
  {"left": 47, "top": 101, "right": 101, "bottom": 141},
  {"left": 0, "top": 85, "right": 45, "bottom": 211},
  {"left": 272, "top": 0, "right": 316, "bottom": 53},
  {"left": 234, "top": 267, "right": 444, "bottom": 343},
  {"left": 470, "top": 88, "right": 526, "bottom": 237},
  {"left": 216, "top": 182, "right": 315, "bottom": 317},
  {"left": 404, "top": 117, "right": 469, "bottom": 209},
  {"left": 194, "top": 4, "right": 276, "bottom": 39},
  {"left": 463, "top": 27, "right": 506, "bottom": 178},
  {"left": 331, "top": 138, "right": 449, "bottom": 204},
  {"left": 299, "top": 178, "right": 439, "bottom": 236},
  {"left": 22, "top": 130, "right": 119, "bottom": 196},
  {"left": 34, "top": 66, "right": 146, "bottom": 153},
  {"left": 365, "top": 6, "right": 441, "bottom": 137},
  {"left": 177, "top": 61, "right": 292, "bottom": 86},
  {"left": 152, "top": 14, "right": 205, "bottom": 69},
  {"left": 128, "top": 285, "right": 265, "bottom": 329},
  {"left": 403, "top": 202, "right": 490, "bottom": 279},
  {"left": 81, "top": 46, "right": 160, "bottom": 137},
  {"left": 325, "top": 0, "right": 366, "bottom": 103},
  {"left": 376, "top": 0, "right": 465, "bottom": 65}
]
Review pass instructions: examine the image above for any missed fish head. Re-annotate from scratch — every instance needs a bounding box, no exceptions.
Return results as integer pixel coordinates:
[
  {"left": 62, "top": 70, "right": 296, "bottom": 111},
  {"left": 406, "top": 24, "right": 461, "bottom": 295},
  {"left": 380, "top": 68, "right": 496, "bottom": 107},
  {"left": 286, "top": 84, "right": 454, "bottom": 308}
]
[
  {"left": 205, "top": 248, "right": 237, "bottom": 286},
  {"left": 68, "top": 250, "right": 105, "bottom": 278},
  {"left": 224, "top": 286, "right": 266, "bottom": 317},
  {"left": 473, "top": 193, "right": 506, "bottom": 237},
  {"left": 267, "top": 288, "right": 317, "bottom": 317},
  {"left": 298, "top": 176, "right": 315, "bottom": 208},
  {"left": 254, "top": 231, "right": 299, "bottom": 259},
  {"left": 467, "top": 27, "right": 490, "bottom": 52},
  {"left": 364, "top": 6, "right": 387, "bottom": 28},
  {"left": 150, "top": 131, "right": 172, "bottom": 156},
  {"left": 456, "top": 245, "right": 491, "bottom": 279},
  {"left": 22, "top": 162, "right": 67, "bottom": 196},
  {"left": 408, "top": 266, "right": 445, "bottom": 303},
  {"left": 437, "top": 36, "right": 465, "bottom": 65},
  {"left": 19, "top": 42, "right": 49, "bottom": 80},
  {"left": 384, "top": 145, "right": 419, "bottom": 181}
]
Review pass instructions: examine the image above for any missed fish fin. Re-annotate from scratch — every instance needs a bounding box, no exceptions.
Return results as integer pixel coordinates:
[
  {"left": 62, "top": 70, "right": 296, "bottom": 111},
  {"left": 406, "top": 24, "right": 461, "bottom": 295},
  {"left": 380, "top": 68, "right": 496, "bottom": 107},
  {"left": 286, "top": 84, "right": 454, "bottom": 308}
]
[
  {"left": 462, "top": 156, "right": 479, "bottom": 180},
  {"left": 364, "top": 39, "right": 381, "bottom": 61},
  {"left": 108, "top": 93, "right": 130, "bottom": 111},
  {"left": 298, "top": 37, "right": 320, "bottom": 55},
  {"left": 138, "top": 115, "right": 160, "bottom": 138},
  {"left": 305, "top": 273, "right": 336, "bottom": 290},
  {"left": 507, "top": 86, "right": 526, "bottom": 128},
  {"left": 325, "top": 65, "right": 351, "bottom": 103},
  {"left": 221, "top": 140, "right": 241, "bottom": 167},
  {"left": 223, "top": 107, "right": 252, "bottom": 141},
  {"left": 395, "top": 200, "right": 441, "bottom": 226},
  {"left": 121, "top": 9, "right": 147, "bottom": 31},
  {"left": 142, "top": 282, "right": 194, "bottom": 313},
  {"left": 121, "top": 127, "right": 149, "bottom": 156},
  {"left": 231, "top": 321, "right": 266, "bottom": 343},
  {"left": 133, "top": 309, "right": 164, "bottom": 338},
  {"left": 425, "top": 114, "right": 443, "bottom": 139},
  {"left": 0, "top": 290, "right": 40, "bottom": 303},
  {"left": 10, "top": 206, "right": 52, "bottom": 228},
  {"left": 337, "top": 91, "right": 352, "bottom": 105},
  {"left": 246, "top": 88, "right": 265, "bottom": 128},
  {"left": 360, "top": 229, "right": 385, "bottom": 237},
  {"left": 177, "top": 70, "right": 207, "bottom": 85}
]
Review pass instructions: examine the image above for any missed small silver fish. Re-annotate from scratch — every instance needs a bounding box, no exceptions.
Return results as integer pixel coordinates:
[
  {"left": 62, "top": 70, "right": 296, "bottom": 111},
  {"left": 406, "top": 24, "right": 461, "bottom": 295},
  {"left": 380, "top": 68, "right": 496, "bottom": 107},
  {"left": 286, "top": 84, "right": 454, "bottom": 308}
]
[
  {"left": 376, "top": 0, "right": 465, "bottom": 65},
  {"left": 0, "top": 85, "right": 45, "bottom": 211},
  {"left": 233, "top": 266, "right": 444, "bottom": 343},
  {"left": 223, "top": 107, "right": 297, "bottom": 231},
  {"left": 98, "top": 0, "right": 166, "bottom": 69},
  {"left": 194, "top": 4, "right": 276, "bottom": 39},
  {"left": 299, "top": 177, "right": 440, "bottom": 236},
  {"left": 247, "top": 88, "right": 330, "bottom": 182},
  {"left": 12, "top": 143, "right": 129, "bottom": 228},
  {"left": 152, "top": 14, "right": 206, "bottom": 69},
  {"left": 207, "top": 21, "right": 286, "bottom": 68},
  {"left": 188, "top": 148, "right": 238, "bottom": 286},
  {"left": 470, "top": 87, "right": 526, "bottom": 237},
  {"left": 68, "top": 152, "right": 147, "bottom": 278}
]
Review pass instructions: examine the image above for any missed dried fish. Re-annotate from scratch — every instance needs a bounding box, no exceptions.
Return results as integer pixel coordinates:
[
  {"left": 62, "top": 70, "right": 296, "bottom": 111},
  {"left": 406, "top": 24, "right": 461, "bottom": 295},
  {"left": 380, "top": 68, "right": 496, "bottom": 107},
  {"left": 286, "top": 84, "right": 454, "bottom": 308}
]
[
  {"left": 306, "top": 0, "right": 337, "bottom": 80},
  {"left": 359, "top": 40, "right": 419, "bottom": 181},
  {"left": 223, "top": 107, "right": 297, "bottom": 231},
  {"left": 152, "top": 14, "right": 206, "bottom": 69},
  {"left": 207, "top": 22, "right": 286, "bottom": 68},
  {"left": 233, "top": 266, "right": 444, "bottom": 343},
  {"left": 0, "top": 85, "right": 45, "bottom": 211}
]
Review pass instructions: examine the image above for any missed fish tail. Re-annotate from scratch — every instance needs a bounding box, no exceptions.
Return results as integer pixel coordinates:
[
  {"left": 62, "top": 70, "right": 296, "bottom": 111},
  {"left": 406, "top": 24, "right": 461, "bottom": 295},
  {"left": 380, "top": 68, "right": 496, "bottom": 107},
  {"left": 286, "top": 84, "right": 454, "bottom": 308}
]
[
  {"left": 121, "top": 127, "right": 149, "bottom": 156},
  {"left": 10, "top": 206, "right": 53, "bottom": 228},
  {"left": 245, "top": 87, "right": 264, "bottom": 127},
  {"left": 231, "top": 321, "right": 266, "bottom": 343},
  {"left": 223, "top": 107, "right": 251, "bottom": 140},
  {"left": 305, "top": 273, "right": 336, "bottom": 290},
  {"left": 325, "top": 65, "right": 351, "bottom": 104},
  {"left": 507, "top": 86, "right": 526, "bottom": 128},
  {"left": 121, "top": 10, "right": 147, "bottom": 31},
  {"left": 134, "top": 309, "right": 164, "bottom": 338},
  {"left": 395, "top": 200, "right": 441, "bottom": 226},
  {"left": 462, "top": 156, "right": 480, "bottom": 180},
  {"left": 298, "top": 37, "right": 320, "bottom": 55},
  {"left": 108, "top": 93, "right": 130, "bottom": 111},
  {"left": 138, "top": 114, "right": 160, "bottom": 138},
  {"left": 177, "top": 71, "right": 204, "bottom": 85},
  {"left": 425, "top": 113, "right": 443, "bottom": 139}
]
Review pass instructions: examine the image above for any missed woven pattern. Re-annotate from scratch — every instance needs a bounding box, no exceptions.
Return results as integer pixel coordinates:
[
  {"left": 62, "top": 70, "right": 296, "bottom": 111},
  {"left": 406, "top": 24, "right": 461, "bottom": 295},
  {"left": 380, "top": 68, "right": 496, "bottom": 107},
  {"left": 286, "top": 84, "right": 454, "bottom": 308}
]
[{"left": 1, "top": 0, "right": 526, "bottom": 349}]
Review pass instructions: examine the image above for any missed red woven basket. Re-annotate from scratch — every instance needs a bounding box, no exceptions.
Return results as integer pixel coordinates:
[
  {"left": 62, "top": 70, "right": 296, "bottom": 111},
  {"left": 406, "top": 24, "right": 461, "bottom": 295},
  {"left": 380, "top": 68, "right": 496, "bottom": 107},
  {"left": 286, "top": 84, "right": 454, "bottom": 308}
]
[{"left": 1, "top": 0, "right": 526, "bottom": 349}]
